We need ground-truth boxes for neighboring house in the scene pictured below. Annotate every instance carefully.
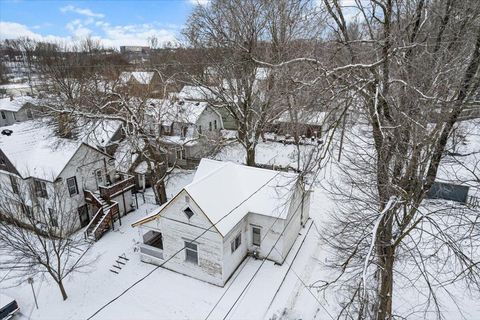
[0,121,135,240]
[272,110,326,139]
[119,71,160,87]
[173,85,237,130]
[145,98,224,168]
[77,119,124,155]
[0,96,39,126]
[132,159,311,286]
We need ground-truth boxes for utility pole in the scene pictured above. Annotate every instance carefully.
[27,277,38,309]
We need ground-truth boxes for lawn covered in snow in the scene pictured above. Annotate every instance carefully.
[1,137,479,320]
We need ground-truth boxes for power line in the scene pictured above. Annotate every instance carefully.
[220,183,314,320]
[86,170,281,320]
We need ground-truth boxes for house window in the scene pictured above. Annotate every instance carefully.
[209,122,212,131]
[183,207,194,219]
[185,241,198,264]
[176,149,185,160]
[143,230,163,250]
[23,204,33,220]
[214,120,217,130]
[10,175,19,194]
[252,226,261,246]
[0,157,6,166]
[231,233,242,253]
[27,109,33,119]
[67,177,78,196]
[1,111,5,120]
[198,125,202,134]
[49,208,58,227]
[34,179,48,198]
[181,127,188,138]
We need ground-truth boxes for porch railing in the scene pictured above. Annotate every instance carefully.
[99,174,135,201]
[139,243,164,260]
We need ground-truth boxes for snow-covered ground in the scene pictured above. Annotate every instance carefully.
[1,136,479,320]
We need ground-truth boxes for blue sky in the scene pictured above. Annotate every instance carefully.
[0,0,205,48]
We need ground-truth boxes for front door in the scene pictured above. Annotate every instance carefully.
[95,169,104,188]
[78,205,90,227]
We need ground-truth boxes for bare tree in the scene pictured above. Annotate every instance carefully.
[259,1,480,319]
[184,0,321,166]
[0,176,91,301]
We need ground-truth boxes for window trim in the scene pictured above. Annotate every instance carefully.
[66,176,78,196]
[48,208,58,227]
[231,233,242,253]
[183,206,194,219]
[10,175,19,194]
[252,226,261,246]
[185,241,198,264]
[34,179,48,198]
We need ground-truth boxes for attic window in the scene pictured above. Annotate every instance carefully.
[183,207,194,219]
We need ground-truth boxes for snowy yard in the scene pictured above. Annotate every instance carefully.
[1,139,479,320]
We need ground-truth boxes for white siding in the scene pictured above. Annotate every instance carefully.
[139,190,225,286]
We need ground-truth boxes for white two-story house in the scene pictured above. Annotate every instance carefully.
[0,120,135,240]
[145,98,224,166]
[132,159,311,286]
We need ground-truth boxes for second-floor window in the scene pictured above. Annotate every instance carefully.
[23,204,33,220]
[67,177,78,196]
[209,122,212,131]
[10,175,19,194]
[34,179,48,198]
[49,208,58,227]
[231,233,242,253]
[214,120,217,130]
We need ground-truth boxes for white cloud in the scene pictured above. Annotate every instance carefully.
[0,21,66,43]
[187,0,210,6]
[60,5,104,18]
[0,20,177,49]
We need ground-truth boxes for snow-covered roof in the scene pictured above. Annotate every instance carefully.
[146,99,209,125]
[0,96,39,112]
[119,71,155,85]
[0,120,83,181]
[76,119,122,148]
[275,110,326,126]
[133,159,299,236]
[176,85,216,101]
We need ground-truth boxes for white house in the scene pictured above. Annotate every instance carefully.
[119,71,159,86]
[0,120,135,240]
[132,159,311,286]
[145,98,224,166]
[0,96,39,127]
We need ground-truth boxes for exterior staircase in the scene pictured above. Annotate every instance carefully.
[84,190,120,242]
[83,172,135,242]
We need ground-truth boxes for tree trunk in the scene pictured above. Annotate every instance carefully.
[375,214,395,320]
[154,179,168,205]
[57,279,68,301]
[246,147,256,167]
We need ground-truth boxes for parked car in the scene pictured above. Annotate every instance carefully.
[0,294,19,320]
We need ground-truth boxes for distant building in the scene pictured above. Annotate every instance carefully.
[119,46,151,64]
[132,159,311,286]
[120,46,150,54]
